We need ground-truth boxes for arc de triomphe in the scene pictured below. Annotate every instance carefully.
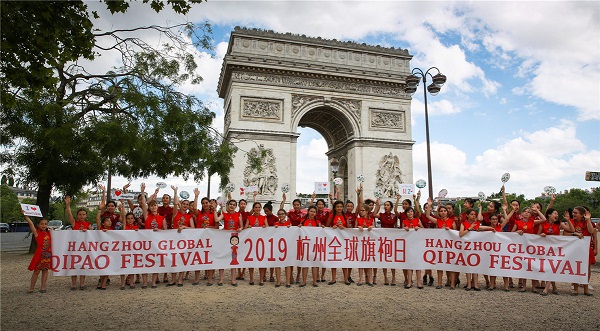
[217,27,414,205]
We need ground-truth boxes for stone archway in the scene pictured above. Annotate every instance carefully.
[218,27,415,206]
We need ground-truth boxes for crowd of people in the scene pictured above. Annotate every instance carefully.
[25,182,597,297]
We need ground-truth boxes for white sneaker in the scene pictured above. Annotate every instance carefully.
[588,284,594,290]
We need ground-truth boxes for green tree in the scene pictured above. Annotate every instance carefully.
[0,184,21,223]
[1,1,234,252]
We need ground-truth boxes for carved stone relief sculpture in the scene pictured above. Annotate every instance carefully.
[369,108,406,131]
[375,153,403,198]
[243,146,278,196]
[241,98,283,121]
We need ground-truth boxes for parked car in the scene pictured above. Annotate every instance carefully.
[0,223,9,233]
[61,224,73,231]
[48,220,63,231]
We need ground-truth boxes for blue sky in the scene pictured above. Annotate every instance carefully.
[88,1,599,200]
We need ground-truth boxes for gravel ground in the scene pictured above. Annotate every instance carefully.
[1,252,599,331]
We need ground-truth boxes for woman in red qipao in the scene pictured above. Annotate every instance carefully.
[403,206,423,289]
[356,203,376,286]
[326,200,349,285]
[119,203,139,290]
[216,199,244,287]
[506,205,546,293]
[424,199,456,289]
[282,193,304,284]
[191,195,218,286]
[378,200,398,286]
[298,206,320,287]
[539,208,574,295]
[274,209,293,287]
[24,214,51,293]
[487,213,508,291]
[311,195,330,283]
[165,186,195,288]
[235,195,250,281]
[459,207,494,291]
[97,185,122,230]
[139,183,167,288]
[567,206,595,296]
[244,201,269,286]
[394,193,413,286]
[64,195,92,290]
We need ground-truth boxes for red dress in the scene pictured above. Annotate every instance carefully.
[124,223,139,230]
[28,230,52,271]
[330,214,347,227]
[288,209,305,226]
[247,214,267,227]
[173,211,193,228]
[275,219,292,227]
[436,218,454,229]
[345,211,356,228]
[101,211,121,230]
[266,214,278,227]
[316,210,330,227]
[571,219,596,264]
[357,217,374,227]
[145,214,165,230]
[302,219,318,227]
[403,218,420,229]
[379,212,397,228]
[421,213,436,229]
[196,210,215,228]
[72,220,90,230]
[514,216,535,234]
[222,212,241,230]
[462,221,481,231]
[540,222,560,236]
[157,205,174,229]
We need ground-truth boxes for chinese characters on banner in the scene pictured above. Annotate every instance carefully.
[51,228,589,283]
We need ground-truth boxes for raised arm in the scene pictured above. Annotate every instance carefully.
[477,201,483,221]
[64,195,76,226]
[545,194,555,212]
[98,184,107,214]
[119,199,126,226]
[394,194,402,215]
[191,188,200,214]
[309,192,316,206]
[140,183,148,220]
[424,204,437,223]
[280,193,286,211]
[532,207,547,224]
[372,198,381,215]
[23,213,38,237]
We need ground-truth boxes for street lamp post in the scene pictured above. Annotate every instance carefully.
[404,67,446,200]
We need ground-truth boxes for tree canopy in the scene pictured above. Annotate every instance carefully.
[1,0,234,223]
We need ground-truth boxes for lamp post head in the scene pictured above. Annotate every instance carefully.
[432,73,447,86]
[330,157,340,174]
[427,83,441,96]
[404,86,417,95]
[405,74,421,88]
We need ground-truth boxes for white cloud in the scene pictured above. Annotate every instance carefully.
[413,121,599,199]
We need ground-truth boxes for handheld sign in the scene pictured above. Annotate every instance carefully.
[110,191,135,200]
[398,184,415,195]
[281,183,290,194]
[373,189,383,199]
[314,182,330,194]
[225,183,235,193]
[501,173,510,183]
[21,204,43,217]
[438,189,448,198]
[333,178,343,186]
[156,182,167,189]
[179,191,190,200]
[415,179,426,189]
[244,186,258,193]
[132,207,143,218]
[356,175,365,183]
[543,186,556,195]
[478,191,486,202]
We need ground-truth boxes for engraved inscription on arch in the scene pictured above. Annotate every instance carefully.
[369,108,406,132]
[241,97,283,122]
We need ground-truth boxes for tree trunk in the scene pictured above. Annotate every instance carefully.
[29,183,52,253]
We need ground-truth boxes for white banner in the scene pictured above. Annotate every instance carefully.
[51,228,590,283]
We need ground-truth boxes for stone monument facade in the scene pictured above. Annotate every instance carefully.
[217,27,415,205]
